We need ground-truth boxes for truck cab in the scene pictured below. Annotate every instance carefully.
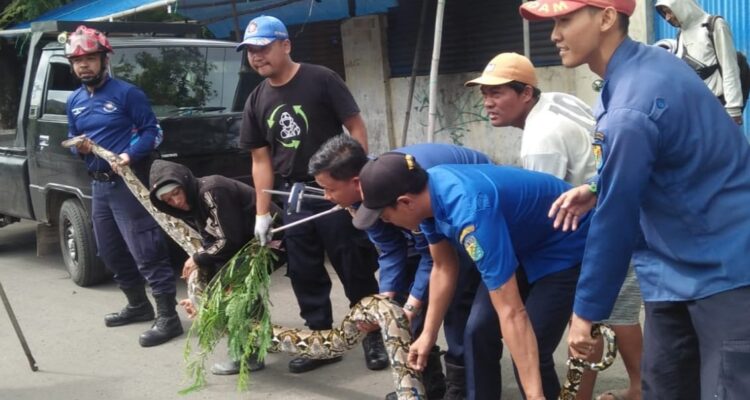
[0,21,261,286]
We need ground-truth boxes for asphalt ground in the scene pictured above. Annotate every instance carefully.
[0,220,633,400]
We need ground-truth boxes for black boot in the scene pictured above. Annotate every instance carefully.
[362,330,389,370]
[385,346,446,400]
[104,286,155,327]
[424,346,447,399]
[138,293,183,347]
[443,360,466,400]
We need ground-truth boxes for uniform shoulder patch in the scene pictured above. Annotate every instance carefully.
[462,233,484,262]
[592,143,603,171]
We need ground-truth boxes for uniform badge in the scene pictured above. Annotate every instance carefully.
[459,225,475,243]
[462,234,484,262]
[103,102,117,113]
[592,144,603,171]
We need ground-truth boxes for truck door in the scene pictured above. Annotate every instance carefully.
[27,52,92,223]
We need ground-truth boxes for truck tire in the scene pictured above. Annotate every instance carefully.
[59,199,107,286]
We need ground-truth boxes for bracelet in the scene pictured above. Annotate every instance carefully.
[403,303,421,316]
[588,182,598,194]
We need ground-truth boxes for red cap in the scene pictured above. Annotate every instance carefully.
[520,0,635,21]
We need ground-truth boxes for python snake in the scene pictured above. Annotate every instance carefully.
[62,134,616,399]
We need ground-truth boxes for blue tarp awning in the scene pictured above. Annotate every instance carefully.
[175,0,398,39]
[2,0,397,38]
[8,0,176,30]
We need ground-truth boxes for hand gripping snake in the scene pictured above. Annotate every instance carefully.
[62,135,616,400]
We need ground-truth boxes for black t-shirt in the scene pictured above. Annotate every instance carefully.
[240,63,360,181]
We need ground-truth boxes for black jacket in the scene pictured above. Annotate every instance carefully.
[149,159,262,272]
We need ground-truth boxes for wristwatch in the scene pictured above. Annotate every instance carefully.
[403,303,421,316]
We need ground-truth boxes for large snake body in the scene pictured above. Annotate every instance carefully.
[62,135,425,399]
[62,135,615,400]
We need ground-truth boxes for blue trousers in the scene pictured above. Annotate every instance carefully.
[642,285,750,400]
[91,177,175,295]
[464,265,579,400]
[408,254,481,365]
[283,195,380,330]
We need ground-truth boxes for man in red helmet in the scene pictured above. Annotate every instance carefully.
[65,25,183,347]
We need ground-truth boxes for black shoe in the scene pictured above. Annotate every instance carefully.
[362,331,389,371]
[385,392,398,400]
[288,356,342,374]
[104,303,155,327]
[139,314,183,347]
[105,286,154,327]
[211,355,265,375]
[138,293,183,347]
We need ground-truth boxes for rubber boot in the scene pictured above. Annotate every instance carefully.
[443,360,466,400]
[385,346,446,400]
[211,353,265,375]
[138,293,183,347]
[104,286,155,327]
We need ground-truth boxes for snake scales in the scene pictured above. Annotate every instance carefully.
[62,134,616,399]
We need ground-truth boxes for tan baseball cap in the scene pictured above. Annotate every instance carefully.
[465,53,538,88]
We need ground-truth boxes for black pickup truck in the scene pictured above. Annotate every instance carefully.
[0,21,260,286]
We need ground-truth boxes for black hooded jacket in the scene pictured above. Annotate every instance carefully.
[149,159,262,272]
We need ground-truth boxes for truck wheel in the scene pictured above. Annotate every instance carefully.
[59,199,107,286]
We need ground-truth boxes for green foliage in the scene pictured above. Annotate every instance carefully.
[181,240,275,394]
[0,0,71,28]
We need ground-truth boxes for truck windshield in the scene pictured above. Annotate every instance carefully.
[110,46,242,117]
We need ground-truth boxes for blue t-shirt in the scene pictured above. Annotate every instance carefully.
[422,164,589,291]
[67,77,160,172]
[577,38,750,321]
[366,143,492,300]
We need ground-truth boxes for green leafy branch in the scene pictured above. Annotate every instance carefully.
[180,240,275,394]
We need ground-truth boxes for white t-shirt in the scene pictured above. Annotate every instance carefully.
[521,92,597,186]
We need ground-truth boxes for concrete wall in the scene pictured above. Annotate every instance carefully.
[342,10,651,165]
[340,16,394,154]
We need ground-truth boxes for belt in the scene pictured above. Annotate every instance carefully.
[89,170,116,182]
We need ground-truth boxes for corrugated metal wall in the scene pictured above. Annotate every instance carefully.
[387,0,559,77]
[653,0,750,135]
[289,21,346,79]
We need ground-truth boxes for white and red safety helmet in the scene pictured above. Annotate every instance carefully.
[64,25,113,58]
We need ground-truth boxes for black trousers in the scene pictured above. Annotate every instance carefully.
[282,194,379,330]
[642,285,750,400]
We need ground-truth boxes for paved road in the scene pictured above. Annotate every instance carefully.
[0,221,631,400]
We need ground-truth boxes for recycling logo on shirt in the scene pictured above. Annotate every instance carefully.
[268,104,308,149]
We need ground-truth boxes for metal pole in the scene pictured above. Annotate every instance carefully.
[270,205,344,233]
[427,0,446,143]
[0,281,39,372]
[230,0,242,42]
[401,0,430,147]
[523,0,531,57]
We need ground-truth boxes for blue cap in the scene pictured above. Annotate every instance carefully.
[236,15,289,51]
